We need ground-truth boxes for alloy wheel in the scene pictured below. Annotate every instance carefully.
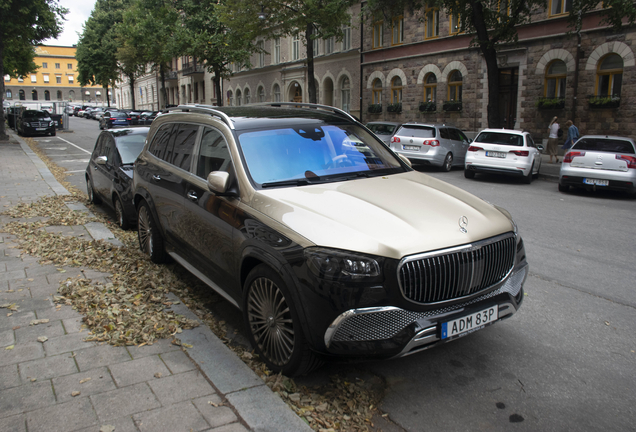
[137,205,153,255]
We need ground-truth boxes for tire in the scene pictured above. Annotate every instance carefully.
[464,169,475,179]
[442,153,453,172]
[522,164,533,184]
[558,182,569,193]
[137,201,167,263]
[114,196,129,230]
[86,177,102,204]
[243,265,322,376]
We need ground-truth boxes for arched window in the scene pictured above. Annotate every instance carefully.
[57,90,63,100]
[545,60,566,98]
[448,70,462,101]
[341,77,351,112]
[391,76,402,104]
[44,90,51,101]
[244,88,250,104]
[273,84,281,102]
[258,86,265,102]
[236,89,242,106]
[68,90,75,101]
[372,78,382,104]
[19,90,25,100]
[424,73,437,102]
[597,54,623,97]
[32,90,38,100]
[228,90,234,106]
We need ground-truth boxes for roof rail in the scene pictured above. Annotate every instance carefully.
[250,102,359,123]
[167,105,234,130]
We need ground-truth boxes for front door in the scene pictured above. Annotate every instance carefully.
[498,68,518,129]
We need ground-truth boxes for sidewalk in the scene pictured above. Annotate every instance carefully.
[0,131,311,432]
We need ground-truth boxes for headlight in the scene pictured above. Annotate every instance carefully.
[305,247,382,282]
[494,205,518,235]
[49,121,54,126]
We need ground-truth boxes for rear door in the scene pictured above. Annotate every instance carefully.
[92,134,116,200]
[450,128,470,164]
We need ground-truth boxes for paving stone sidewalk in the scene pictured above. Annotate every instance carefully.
[0,133,311,432]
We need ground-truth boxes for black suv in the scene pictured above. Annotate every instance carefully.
[17,110,56,137]
[133,104,528,376]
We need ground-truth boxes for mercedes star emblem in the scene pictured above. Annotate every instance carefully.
[459,216,468,233]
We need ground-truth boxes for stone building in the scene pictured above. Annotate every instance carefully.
[361,3,635,139]
[4,45,103,106]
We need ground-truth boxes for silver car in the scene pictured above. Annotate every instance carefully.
[390,123,471,171]
[365,121,402,145]
[558,135,636,195]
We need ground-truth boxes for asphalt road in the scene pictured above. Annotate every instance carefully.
[30,119,636,432]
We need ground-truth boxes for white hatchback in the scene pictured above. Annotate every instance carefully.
[464,129,543,183]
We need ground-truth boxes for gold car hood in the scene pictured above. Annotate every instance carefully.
[249,171,514,259]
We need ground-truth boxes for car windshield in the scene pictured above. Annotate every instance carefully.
[396,126,435,138]
[573,138,635,154]
[110,112,127,118]
[367,123,398,135]
[475,132,523,147]
[116,135,147,164]
[23,110,47,118]
[237,124,404,187]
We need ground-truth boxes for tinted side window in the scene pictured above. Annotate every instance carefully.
[102,137,115,164]
[149,123,175,161]
[170,124,199,170]
[197,127,232,178]
[439,128,450,139]
[92,135,105,159]
[526,135,535,147]
[454,129,469,142]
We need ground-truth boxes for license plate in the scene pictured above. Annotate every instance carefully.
[486,151,506,158]
[35,128,46,131]
[402,145,419,151]
[441,305,498,339]
[583,178,609,186]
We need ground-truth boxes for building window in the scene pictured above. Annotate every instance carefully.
[273,84,281,102]
[372,78,383,104]
[325,37,334,54]
[313,38,320,56]
[392,16,404,45]
[550,0,572,16]
[544,60,566,98]
[236,89,242,106]
[245,88,251,104]
[274,38,280,64]
[19,90,25,100]
[425,7,440,39]
[373,20,383,49]
[69,90,75,100]
[57,90,63,100]
[450,14,460,34]
[596,53,623,97]
[292,34,300,60]
[43,74,50,83]
[342,22,351,50]
[42,62,48,68]
[228,90,234,106]
[6,90,12,98]
[4,75,9,81]
[448,70,463,101]
[32,90,38,100]
[55,63,60,69]
[67,63,73,69]
[31,74,37,83]
[258,86,265,102]
[68,75,74,84]
[424,73,437,102]
[391,76,402,103]
[258,41,264,67]
[56,75,61,84]
[341,77,351,112]
[44,90,50,101]
[18,76,23,82]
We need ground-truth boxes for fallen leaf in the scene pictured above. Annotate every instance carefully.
[37,336,48,343]
[154,373,162,379]
[5,345,15,350]
[12,326,20,330]
[99,426,115,432]
[208,401,219,407]
[31,378,37,382]
[30,319,50,326]
[605,321,610,326]
[182,342,193,349]
[71,391,81,397]
[79,377,91,384]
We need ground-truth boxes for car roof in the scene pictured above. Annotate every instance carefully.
[104,127,150,138]
[478,128,527,135]
[578,135,635,142]
[398,123,460,129]
[366,121,401,126]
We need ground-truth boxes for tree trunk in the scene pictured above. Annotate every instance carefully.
[105,85,111,107]
[160,66,167,109]
[129,76,136,110]
[0,35,8,141]
[214,67,223,106]
[306,23,316,104]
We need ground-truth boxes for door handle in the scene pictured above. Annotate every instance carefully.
[187,191,198,202]
[152,175,161,182]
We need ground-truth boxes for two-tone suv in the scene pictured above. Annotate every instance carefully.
[133,104,528,376]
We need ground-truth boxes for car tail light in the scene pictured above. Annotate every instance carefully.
[109,117,116,120]
[511,150,529,157]
[467,146,483,152]
[391,137,401,143]
[563,151,585,163]
[616,154,636,169]
[424,139,440,147]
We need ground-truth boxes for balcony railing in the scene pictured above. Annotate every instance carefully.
[181,65,206,75]
[165,71,178,80]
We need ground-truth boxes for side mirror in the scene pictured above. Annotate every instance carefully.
[397,153,412,168]
[537,144,545,152]
[96,156,108,165]
[207,171,230,194]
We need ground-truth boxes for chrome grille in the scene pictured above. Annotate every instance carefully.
[398,233,516,304]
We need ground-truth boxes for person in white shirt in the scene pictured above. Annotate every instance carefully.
[547,116,560,163]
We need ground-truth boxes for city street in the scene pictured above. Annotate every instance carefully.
[31,118,636,431]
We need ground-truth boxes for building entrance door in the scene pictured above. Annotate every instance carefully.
[498,68,518,129]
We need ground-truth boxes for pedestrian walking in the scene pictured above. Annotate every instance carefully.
[547,116,560,163]
[563,120,580,151]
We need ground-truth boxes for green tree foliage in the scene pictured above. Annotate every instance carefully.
[0,0,67,139]
[76,0,130,107]
[174,0,257,106]
[218,0,356,104]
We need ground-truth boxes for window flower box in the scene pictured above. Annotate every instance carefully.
[536,97,565,110]
[419,101,436,112]
[588,96,620,109]
[387,103,402,113]
[443,101,462,112]
[367,104,382,114]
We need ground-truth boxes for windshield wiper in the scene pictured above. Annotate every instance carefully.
[261,178,317,188]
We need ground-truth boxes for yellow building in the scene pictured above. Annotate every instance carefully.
[3,45,103,105]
